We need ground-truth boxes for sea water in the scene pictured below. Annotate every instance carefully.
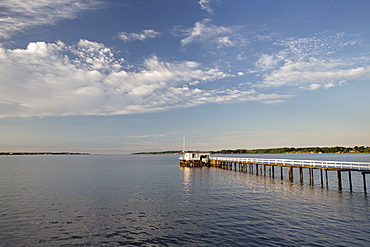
[0,154,370,246]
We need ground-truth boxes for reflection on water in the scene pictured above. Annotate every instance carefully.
[0,154,370,246]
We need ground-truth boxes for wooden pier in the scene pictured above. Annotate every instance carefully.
[180,155,370,193]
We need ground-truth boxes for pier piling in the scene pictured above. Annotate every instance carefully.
[337,171,342,191]
[362,172,367,194]
[280,167,283,180]
[288,167,293,182]
[348,171,353,192]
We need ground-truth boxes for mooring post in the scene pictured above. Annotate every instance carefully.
[362,172,367,194]
[348,171,352,192]
[299,167,303,184]
[288,167,293,182]
[337,170,342,191]
[320,169,323,187]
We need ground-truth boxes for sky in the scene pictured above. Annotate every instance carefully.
[1,0,370,153]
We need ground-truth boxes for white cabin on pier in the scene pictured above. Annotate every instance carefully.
[180,152,210,163]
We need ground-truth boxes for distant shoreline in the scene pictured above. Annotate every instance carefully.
[0,152,89,156]
[132,146,370,155]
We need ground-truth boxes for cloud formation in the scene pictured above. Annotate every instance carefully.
[118,29,161,42]
[199,0,214,14]
[0,0,101,39]
[253,33,370,90]
[0,39,288,118]
[180,19,236,46]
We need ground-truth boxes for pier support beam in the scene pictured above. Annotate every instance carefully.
[268,165,271,177]
[271,166,275,178]
[299,167,303,184]
[362,172,367,194]
[308,169,314,186]
[288,167,293,182]
[280,167,283,180]
[325,169,328,189]
[348,171,353,192]
[320,169,323,187]
[337,170,342,191]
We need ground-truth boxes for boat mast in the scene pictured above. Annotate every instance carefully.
[182,135,186,153]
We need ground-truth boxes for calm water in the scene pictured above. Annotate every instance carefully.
[1,154,370,246]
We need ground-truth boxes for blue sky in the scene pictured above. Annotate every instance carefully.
[1,0,370,153]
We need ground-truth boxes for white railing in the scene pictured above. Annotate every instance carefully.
[210,157,370,171]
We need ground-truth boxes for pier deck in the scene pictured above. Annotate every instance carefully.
[180,155,370,193]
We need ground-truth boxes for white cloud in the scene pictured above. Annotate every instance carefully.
[0,39,288,118]
[300,81,343,91]
[260,58,370,88]
[254,33,370,89]
[199,0,213,14]
[255,54,279,71]
[0,0,101,39]
[118,29,161,42]
[180,19,235,46]
[127,132,179,139]
[218,36,234,47]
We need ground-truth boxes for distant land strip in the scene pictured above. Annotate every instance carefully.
[133,146,370,155]
[0,152,89,156]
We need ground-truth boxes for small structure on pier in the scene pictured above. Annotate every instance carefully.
[179,152,210,167]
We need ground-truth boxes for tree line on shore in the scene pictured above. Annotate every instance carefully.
[133,146,370,155]
[212,146,370,154]
[0,152,89,156]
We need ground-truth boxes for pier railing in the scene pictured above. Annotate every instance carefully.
[210,157,370,171]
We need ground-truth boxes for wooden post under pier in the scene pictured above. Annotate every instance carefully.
[362,172,367,194]
[271,166,275,178]
[288,167,293,182]
[337,170,342,191]
[280,167,283,180]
